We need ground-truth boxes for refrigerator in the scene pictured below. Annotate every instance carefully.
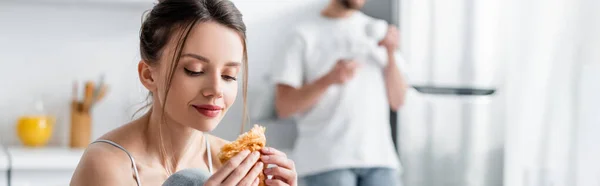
[397,0,505,186]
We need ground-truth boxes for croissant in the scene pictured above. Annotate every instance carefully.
[218,124,267,186]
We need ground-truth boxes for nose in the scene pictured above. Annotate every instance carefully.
[201,73,223,99]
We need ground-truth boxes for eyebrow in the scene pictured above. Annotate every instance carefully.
[181,53,241,67]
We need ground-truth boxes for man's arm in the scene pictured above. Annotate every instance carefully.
[275,60,359,119]
[379,25,408,111]
[383,48,408,111]
[275,75,332,119]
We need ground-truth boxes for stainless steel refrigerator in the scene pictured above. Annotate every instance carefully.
[397,0,505,185]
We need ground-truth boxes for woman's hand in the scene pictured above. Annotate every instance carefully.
[260,147,298,186]
[205,150,264,186]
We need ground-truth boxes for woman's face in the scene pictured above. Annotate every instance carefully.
[150,21,244,132]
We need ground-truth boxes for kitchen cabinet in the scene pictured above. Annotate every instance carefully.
[8,147,84,186]
[0,146,7,186]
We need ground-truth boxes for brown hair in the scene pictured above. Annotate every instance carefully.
[138,0,248,175]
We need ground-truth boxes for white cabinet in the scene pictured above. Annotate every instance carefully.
[0,147,8,186]
[0,171,6,186]
[8,148,84,186]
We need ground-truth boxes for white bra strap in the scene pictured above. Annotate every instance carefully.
[92,140,142,186]
[205,134,213,174]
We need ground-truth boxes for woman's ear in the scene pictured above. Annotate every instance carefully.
[138,60,157,92]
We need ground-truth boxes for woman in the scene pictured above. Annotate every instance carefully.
[70,0,297,185]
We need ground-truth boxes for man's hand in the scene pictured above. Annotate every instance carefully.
[325,59,360,85]
[378,25,400,51]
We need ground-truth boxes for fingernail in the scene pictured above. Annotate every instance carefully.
[263,147,270,153]
[261,155,270,161]
[264,168,272,174]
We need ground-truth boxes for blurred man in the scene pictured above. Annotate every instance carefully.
[273,0,408,185]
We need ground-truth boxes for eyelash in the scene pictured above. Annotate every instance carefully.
[184,68,237,81]
[184,68,204,76]
[223,75,237,81]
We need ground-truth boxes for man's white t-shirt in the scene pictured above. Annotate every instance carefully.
[273,11,404,177]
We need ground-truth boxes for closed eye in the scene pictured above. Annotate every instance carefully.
[222,75,237,81]
[184,68,204,76]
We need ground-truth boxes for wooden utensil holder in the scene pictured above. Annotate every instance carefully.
[70,102,92,149]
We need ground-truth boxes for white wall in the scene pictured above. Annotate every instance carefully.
[575,0,600,183]
[576,63,600,186]
[0,0,324,149]
[0,1,149,146]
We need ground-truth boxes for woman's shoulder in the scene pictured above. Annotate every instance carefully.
[78,140,136,168]
[70,122,143,185]
[70,139,138,185]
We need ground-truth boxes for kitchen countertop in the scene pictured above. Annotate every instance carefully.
[7,147,85,171]
[1,146,292,171]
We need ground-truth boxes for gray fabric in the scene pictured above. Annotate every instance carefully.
[162,168,211,186]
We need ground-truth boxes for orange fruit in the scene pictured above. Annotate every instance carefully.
[16,116,54,147]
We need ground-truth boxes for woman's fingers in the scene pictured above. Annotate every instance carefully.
[265,179,288,186]
[206,150,251,184]
[264,167,295,184]
[261,155,295,170]
[260,147,286,157]
[260,147,297,186]
[272,176,285,180]
[252,177,260,186]
[222,151,261,185]
[237,162,264,186]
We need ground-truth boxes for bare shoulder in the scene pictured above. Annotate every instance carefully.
[70,121,144,186]
[70,142,137,186]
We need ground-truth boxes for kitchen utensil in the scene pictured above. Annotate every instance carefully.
[82,81,95,112]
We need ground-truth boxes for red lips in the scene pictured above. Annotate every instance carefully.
[193,104,222,118]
